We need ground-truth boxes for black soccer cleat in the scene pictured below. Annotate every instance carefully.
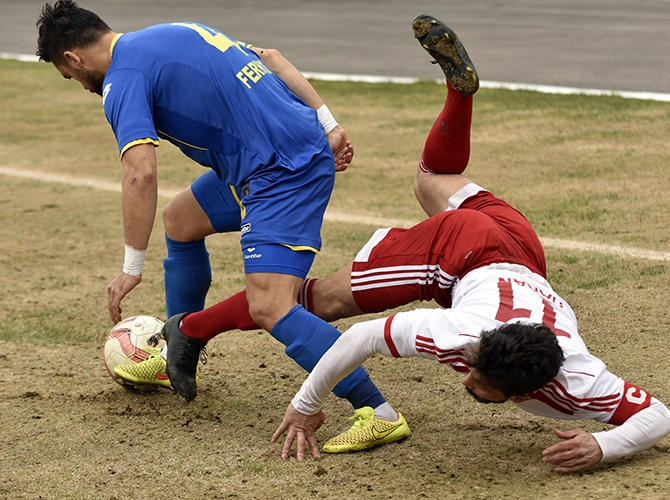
[412,14,479,96]
[163,312,207,402]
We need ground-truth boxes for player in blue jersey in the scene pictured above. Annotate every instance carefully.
[158,42,357,321]
[36,1,404,450]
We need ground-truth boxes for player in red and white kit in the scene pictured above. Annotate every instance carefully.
[272,14,670,471]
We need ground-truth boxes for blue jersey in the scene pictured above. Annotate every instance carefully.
[102,22,328,187]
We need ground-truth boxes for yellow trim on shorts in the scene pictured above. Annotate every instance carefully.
[281,244,319,254]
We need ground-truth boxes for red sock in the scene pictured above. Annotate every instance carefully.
[419,81,473,174]
[180,290,259,342]
[297,278,318,313]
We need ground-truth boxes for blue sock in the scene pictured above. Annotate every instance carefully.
[163,235,212,317]
[271,305,386,409]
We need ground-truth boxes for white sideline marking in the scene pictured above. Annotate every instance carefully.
[540,238,670,262]
[301,72,670,103]
[0,166,180,199]
[0,52,40,63]
[3,52,670,102]
[2,166,669,262]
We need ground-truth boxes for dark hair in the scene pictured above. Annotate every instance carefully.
[466,323,564,397]
[36,0,111,64]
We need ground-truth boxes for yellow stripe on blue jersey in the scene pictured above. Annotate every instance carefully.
[120,138,160,157]
[156,130,208,151]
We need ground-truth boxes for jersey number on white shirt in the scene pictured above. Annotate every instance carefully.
[495,279,571,338]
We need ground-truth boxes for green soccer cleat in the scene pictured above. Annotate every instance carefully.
[322,406,411,453]
[113,347,200,390]
[412,14,479,96]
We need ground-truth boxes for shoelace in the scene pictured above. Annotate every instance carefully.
[199,346,208,365]
[147,331,162,347]
[180,340,198,364]
[179,339,208,371]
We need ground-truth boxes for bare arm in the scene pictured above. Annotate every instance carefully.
[121,143,158,248]
[253,46,353,171]
[107,143,158,323]
[252,46,323,108]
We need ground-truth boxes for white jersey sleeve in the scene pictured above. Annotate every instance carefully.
[592,398,670,461]
[291,317,391,415]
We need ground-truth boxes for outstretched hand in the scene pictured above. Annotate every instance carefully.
[107,271,142,324]
[542,429,603,473]
[326,125,354,172]
[271,403,326,460]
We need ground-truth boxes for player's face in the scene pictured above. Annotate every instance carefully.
[55,63,106,96]
[462,369,508,404]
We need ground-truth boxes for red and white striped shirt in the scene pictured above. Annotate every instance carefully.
[382,263,650,424]
[293,262,670,460]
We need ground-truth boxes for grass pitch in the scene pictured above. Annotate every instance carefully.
[1,59,670,499]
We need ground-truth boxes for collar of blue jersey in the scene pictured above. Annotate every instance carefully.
[109,33,124,60]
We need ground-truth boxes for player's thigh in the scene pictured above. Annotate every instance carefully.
[162,187,216,241]
[459,190,546,275]
[350,227,437,312]
[190,170,243,233]
[163,171,243,241]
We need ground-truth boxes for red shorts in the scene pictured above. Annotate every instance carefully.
[351,187,546,312]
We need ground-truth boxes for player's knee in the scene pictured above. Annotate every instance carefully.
[414,168,472,217]
[246,299,266,328]
[413,169,433,208]
[162,200,182,240]
[246,292,289,332]
[162,199,210,242]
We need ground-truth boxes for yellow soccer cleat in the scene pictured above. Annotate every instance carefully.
[323,406,411,453]
[113,347,200,390]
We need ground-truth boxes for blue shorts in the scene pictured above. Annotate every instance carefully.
[190,145,335,278]
[242,243,316,278]
[191,170,243,233]
[240,144,335,276]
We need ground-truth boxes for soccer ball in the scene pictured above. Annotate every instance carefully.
[103,315,166,386]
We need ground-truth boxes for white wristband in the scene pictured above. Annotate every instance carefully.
[316,104,338,134]
[123,244,146,276]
